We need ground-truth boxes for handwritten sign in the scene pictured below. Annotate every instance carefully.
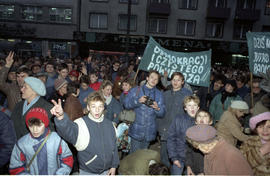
[138,37,211,87]
[247,32,270,75]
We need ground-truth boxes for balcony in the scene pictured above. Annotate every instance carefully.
[149,3,170,16]
[235,9,261,21]
[207,7,231,20]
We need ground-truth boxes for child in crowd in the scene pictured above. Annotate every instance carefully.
[9,107,73,175]
[51,92,119,175]
[89,71,101,91]
[167,95,200,175]
[186,110,213,175]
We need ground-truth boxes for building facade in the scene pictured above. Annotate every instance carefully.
[0,0,79,58]
[79,0,270,64]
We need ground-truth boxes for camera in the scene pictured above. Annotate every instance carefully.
[143,96,154,107]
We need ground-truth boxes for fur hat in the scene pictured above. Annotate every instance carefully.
[225,79,237,89]
[249,112,270,130]
[25,107,49,127]
[54,78,68,91]
[24,77,46,96]
[186,124,217,144]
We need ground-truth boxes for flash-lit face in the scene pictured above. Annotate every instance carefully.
[257,120,270,142]
[17,72,29,87]
[184,101,199,118]
[102,85,112,97]
[58,69,68,79]
[195,112,212,125]
[122,82,131,92]
[146,72,159,88]
[29,122,45,138]
[171,75,184,91]
[87,101,104,119]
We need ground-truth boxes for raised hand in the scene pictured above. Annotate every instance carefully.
[50,99,64,120]
[5,51,14,68]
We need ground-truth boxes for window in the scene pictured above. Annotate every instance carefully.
[209,0,226,8]
[89,13,107,29]
[119,0,138,3]
[118,14,137,31]
[265,0,270,15]
[237,0,256,9]
[179,0,197,9]
[148,18,167,34]
[233,22,252,40]
[151,0,170,3]
[49,8,72,23]
[21,6,43,21]
[177,20,195,36]
[0,5,15,20]
[206,22,223,38]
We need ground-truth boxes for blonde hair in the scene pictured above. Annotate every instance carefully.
[86,91,105,106]
[183,95,200,108]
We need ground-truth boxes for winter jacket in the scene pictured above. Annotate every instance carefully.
[10,97,54,139]
[240,136,270,176]
[9,131,73,175]
[124,85,165,142]
[54,114,119,174]
[0,112,16,167]
[157,88,192,140]
[167,113,195,163]
[104,97,122,124]
[0,66,21,111]
[216,110,250,146]
[209,92,241,124]
[78,87,94,108]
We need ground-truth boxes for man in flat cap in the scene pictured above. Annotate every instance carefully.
[186,124,253,175]
[10,77,54,139]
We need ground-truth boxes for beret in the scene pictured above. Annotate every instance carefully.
[249,112,270,130]
[186,124,217,144]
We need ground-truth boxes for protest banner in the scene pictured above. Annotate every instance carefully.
[138,37,211,87]
[247,32,270,76]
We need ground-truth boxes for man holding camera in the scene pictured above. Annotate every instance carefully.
[124,70,165,153]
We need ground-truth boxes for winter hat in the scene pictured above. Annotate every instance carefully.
[54,78,68,91]
[249,112,270,130]
[24,77,46,96]
[230,100,249,110]
[25,107,49,127]
[69,70,79,78]
[186,124,217,144]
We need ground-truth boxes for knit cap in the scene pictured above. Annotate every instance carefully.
[25,107,49,127]
[230,100,249,110]
[24,77,46,96]
[54,78,68,91]
[186,124,217,144]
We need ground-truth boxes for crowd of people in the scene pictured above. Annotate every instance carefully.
[0,50,270,175]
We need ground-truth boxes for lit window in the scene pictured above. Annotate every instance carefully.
[0,5,15,20]
[148,18,167,34]
[49,8,72,23]
[89,13,107,29]
[21,6,43,21]
[177,20,195,36]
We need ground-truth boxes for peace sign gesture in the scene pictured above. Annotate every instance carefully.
[50,99,64,120]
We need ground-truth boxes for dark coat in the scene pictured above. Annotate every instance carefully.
[10,97,54,139]
[0,112,16,167]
